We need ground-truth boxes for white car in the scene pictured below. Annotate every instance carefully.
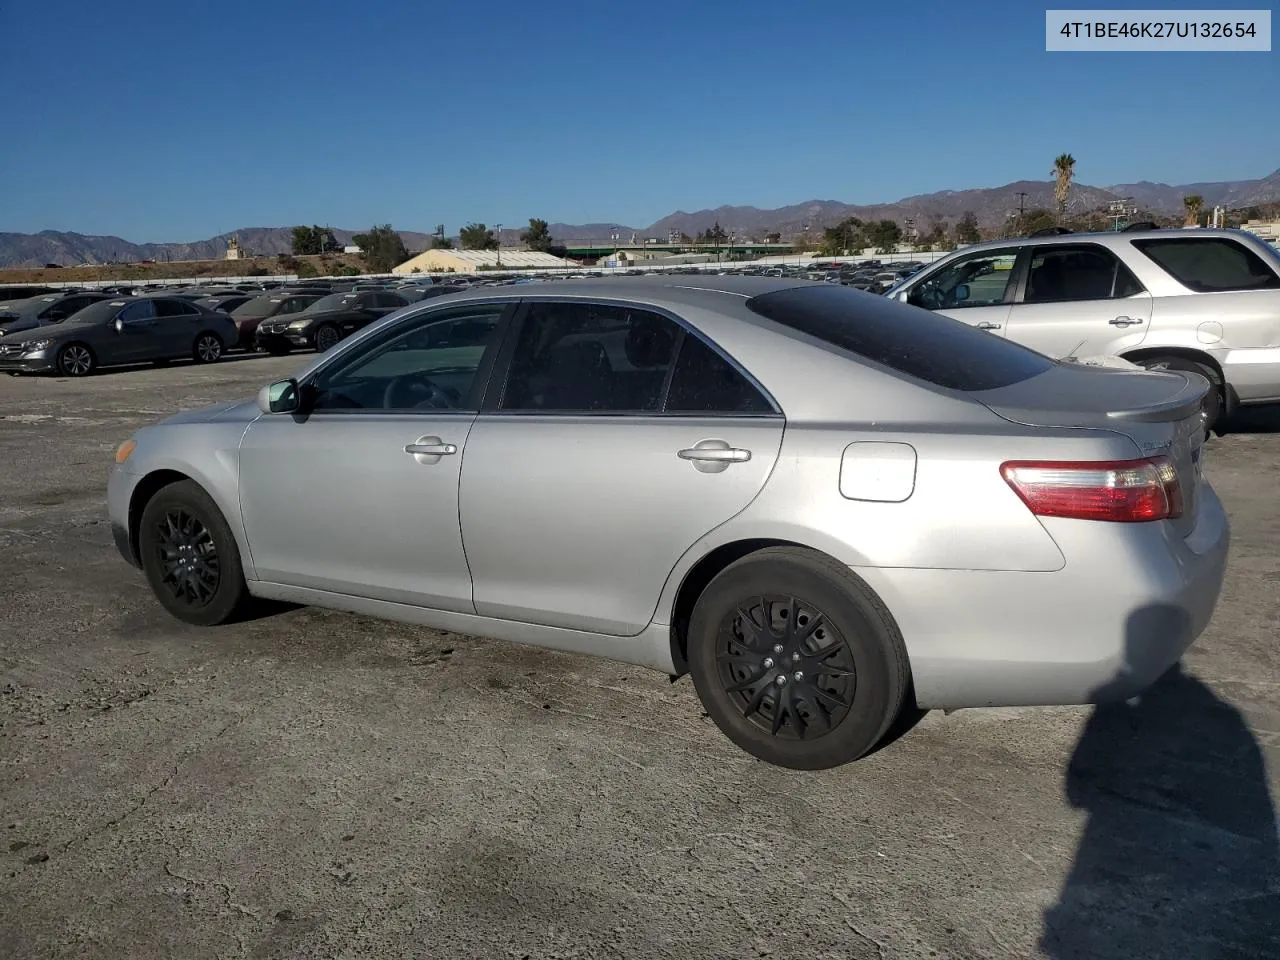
[886,228,1280,430]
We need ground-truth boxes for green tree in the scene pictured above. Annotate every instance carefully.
[431,235,455,249]
[1183,194,1204,227]
[1052,153,1076,215]
[765,232,782,244]
[1019,208,1059,235]
[291,226,321,256]
[867,219,903,253]
[320,229,339,253]
[955,211,981,244]
[520,218,554,252]
[460,222,498,250]
[351,224,410,273]
[821,217,865,256]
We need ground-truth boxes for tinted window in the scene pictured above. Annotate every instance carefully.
[746,285,1054,392]
[309,306,505,412]
[906,248,1019,310]
[153,299,198,317]
[1024,245,1147,303]
[1131,237,1280,293]
[376,293,408,309]
[500,302,680,413]
[117,300,156,324]
[666,334,774,414]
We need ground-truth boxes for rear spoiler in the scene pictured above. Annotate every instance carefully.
[1106,369,1209,423]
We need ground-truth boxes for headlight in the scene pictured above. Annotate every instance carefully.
[286,320,309,331]
[20,338,54,352]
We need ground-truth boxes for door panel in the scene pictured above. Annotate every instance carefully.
[459,416,784,635]
[238,414,478,610]
[937,303,1012,335]
[1004,294,1152,358]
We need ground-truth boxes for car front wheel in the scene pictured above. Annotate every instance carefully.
[688,547,910,770]
[313,324,340,353]
[138,480,250,626]
[56,343,95,377]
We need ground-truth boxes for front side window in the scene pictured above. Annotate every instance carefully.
[1131,237,1280,293]
[117,300,156,324]
[307,306,506,412]
[1023,245,1146,303]
[906,248,1020,310]
[499,302,681,413]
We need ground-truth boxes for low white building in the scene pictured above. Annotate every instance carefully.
[1240,219,1280,242]
[393,249,576,274]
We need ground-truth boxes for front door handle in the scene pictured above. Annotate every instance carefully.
[977,322,1002,330]
[404,436,457,463]
[1110,315,1144,327]
[678,439,752,474]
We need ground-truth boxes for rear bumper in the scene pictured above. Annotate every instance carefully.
[862,482,1230,710]
[1220,346,1280,403]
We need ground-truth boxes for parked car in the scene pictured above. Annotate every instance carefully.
[107,277,1227,770]
[0,291,114,336]
[0,285,61,304]
[227,293,325,350]
[397,286,462,304]
[0,295,237,376]
[254,290,409,354]
[196,294,257,317]
[885,228,1280,430]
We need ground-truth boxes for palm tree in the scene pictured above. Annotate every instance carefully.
[1052,153,1076,215]
[1183,194,1204,227]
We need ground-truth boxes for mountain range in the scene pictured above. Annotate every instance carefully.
[3,169,1277,268]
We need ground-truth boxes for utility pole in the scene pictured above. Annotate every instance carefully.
[1015,191,1028,234]
[495,223,502,268]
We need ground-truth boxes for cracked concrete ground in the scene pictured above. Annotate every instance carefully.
[1,355,1278,960]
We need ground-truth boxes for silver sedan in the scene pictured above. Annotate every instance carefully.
[107,277,1229,769]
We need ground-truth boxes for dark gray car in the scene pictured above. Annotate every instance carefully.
[0,296,239,377]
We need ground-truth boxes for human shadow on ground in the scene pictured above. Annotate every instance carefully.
[1041,610,1280,959]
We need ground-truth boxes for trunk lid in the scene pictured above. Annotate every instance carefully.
[972,362,1208,538]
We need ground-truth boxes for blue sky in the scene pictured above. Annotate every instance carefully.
[1,0,1275,241]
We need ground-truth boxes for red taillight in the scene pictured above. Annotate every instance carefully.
[1000,456,1183,523]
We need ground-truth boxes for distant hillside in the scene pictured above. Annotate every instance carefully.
[3,169,1277,267]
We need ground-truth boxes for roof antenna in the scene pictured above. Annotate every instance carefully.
[1064,338,1087,362]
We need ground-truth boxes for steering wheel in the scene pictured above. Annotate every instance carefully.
[382,372,461,410]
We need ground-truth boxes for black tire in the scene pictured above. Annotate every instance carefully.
[264,344,291,356]
[312,324,340,353]
[55,342,95,377]
[688,547,910,770]
[1137,355,1223,435]
[192,332,224,364]
[138,480,250,626]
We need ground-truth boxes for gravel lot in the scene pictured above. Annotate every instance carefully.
[2,356,1278,960]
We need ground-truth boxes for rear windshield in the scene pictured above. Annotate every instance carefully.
[231,296,283,317]
[1131,237,1280,293]
[745,284,1055,392]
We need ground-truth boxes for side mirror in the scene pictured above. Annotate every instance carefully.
[257,378,300,415]
[953,283,971,302]
[113,317,125,333]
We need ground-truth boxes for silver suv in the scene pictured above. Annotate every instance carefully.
[886,228,1280,429]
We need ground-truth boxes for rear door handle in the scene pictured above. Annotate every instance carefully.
[1110,316,1144,327]
[977,322,1002,330]
[678,440,752,474]
[405,436,457,458]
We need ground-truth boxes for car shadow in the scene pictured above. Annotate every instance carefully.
[1219,402,1280,436]
[1040,609,1280,959]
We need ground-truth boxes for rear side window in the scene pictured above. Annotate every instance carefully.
[1131,237,1280,293]
[746,285,1055,392]
[1023,245,1146,303]
[666,334,774,414]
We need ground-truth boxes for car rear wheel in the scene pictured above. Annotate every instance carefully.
[138,480,249,626]
[687,547,909,770]
[1136,356,1223,435]
[193,332,223,364]
[313,324,340,353]
[56,343,95,377]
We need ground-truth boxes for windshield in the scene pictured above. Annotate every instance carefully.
[304,293,359,313]
[231,296,285,318]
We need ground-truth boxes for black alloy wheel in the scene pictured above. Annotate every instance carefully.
[313,324,340,352]
[153,508,220,606]
[193,333,223,363]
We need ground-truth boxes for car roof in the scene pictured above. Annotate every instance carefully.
[951,226,1262,254]
[418,274,804,312]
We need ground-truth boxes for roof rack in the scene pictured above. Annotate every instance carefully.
[1121,221,1160,232]
[1028,226,1074,237]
